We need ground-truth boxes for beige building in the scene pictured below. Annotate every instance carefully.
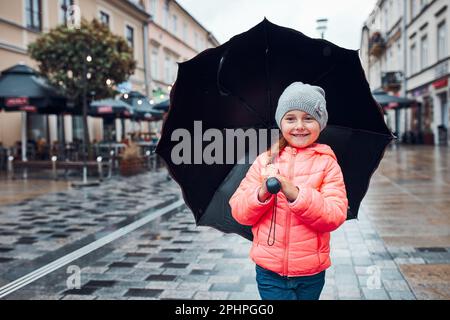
[0,0,150,151]
[144,0,219,103]
[0,0,219,152]
[361,0,449,145]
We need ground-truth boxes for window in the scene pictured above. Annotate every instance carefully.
[182,22,188,42]
[384,7,388,31]
[172,60,177,82]
[437,21,447,60]
[151,48,158,80]
[59,0,74,25]
[100,11,110,27]
[126,25,134,50]
[420,35,428,69]
[163,2,169,29]
[420,0,427,10]
[194,32,198,50]
[410,43,417,74]
[26,0,42,31]
[410,0,417,19]
[150,0,157,21]
[397,39,402,67]
[172,14,177,35]
[164,55,171,83]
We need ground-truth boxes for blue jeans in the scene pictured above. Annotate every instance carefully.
[255,264,326,300]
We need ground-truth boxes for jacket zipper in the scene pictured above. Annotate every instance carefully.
[317,232,321,265]
[283,150,297,276]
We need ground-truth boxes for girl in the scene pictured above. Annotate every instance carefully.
[229,81,348,300]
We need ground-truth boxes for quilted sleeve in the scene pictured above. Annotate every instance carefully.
[229,153,275,226]
[287,157,348,232]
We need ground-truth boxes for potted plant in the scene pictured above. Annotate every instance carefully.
[423,128,435,145]
[119,140,145,176]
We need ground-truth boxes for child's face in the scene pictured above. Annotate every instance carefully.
[280,110,321,148]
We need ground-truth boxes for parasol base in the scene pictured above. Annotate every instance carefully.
[71,180,101,188]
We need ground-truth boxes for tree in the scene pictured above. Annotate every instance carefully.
[29,19,136,162]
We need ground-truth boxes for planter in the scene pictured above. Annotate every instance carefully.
[370,44,385,58]
[423,132,435,145]
[119,157,145,176]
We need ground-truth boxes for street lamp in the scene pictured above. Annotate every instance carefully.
[316,18,328,39]
[72,52,100,187]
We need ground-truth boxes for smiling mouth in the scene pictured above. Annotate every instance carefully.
[291,133,310,137]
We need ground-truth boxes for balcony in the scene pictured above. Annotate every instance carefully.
[369,31,386,58]
[382,71,403,93]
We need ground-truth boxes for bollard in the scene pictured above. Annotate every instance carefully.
[51,156,57,180]
[22,159,28,180]
[108,157,113,179]
[152,152,157,171]
[97,156,103,181]
[7,155,14,179]
[145,150,151,170]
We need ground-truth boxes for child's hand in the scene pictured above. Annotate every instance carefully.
[258,164,279,202]
[265,174,299,203]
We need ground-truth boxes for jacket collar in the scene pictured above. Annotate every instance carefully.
[284,143,337,160]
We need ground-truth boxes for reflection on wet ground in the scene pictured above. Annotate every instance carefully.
[0,144,449,299]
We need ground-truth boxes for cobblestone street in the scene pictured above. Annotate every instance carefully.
[0,145,449,300]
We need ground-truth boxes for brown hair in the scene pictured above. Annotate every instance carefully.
[266,135,289,165]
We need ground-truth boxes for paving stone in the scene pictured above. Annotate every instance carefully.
[362,288,389,300]
[210,283,245,292]
[125,288,162,298]
[159,290,194,300]
[193,291,229,300]
[176,282,212,291]
[388,290,416,300]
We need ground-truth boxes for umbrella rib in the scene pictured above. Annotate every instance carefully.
[217,49,272,127]
[263,21,273,122]
[311,63,338,86]
[327,124,395,138]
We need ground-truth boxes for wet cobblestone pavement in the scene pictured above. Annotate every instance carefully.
[0,169,181,286]
[1,145,449,300]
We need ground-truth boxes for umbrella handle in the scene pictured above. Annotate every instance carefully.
[266,177,281,194]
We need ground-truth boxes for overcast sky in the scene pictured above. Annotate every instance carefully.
[177,0,377,50]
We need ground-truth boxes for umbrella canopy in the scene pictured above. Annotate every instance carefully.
[89,98,134,118]
[156,18,394,241]
[372,89,417,109]
[153,99,169,112]
[122,91,164,121]
[0,64,67,114]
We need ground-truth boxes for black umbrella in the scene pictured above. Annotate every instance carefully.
[372,89,417,109]
[0,64,67,114]
[89,98,134,119]
[153,99,169,112]
[156,19,394,241]
[122,91,164,121]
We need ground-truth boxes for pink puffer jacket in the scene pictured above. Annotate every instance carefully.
[229,143,348,277]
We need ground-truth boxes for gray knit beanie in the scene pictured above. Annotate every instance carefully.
[275,81,328,131]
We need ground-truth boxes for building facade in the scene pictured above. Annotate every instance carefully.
[361,0,449,145]
[145,0,219,104]
[0,0,219,150]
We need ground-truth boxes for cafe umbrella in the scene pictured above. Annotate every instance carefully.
[372,89,417,109]
[153,99,169,112]
[156,18,395,241]
[89,98,135,141]
[122,91,164,122]
[0,64,67,160]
